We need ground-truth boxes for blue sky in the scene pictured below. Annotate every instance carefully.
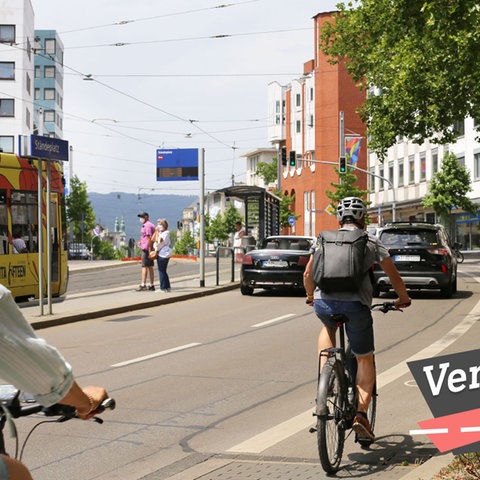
[33,0,339,195]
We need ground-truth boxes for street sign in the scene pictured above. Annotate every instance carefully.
[288,215,296,226]
[325,204,335,215]
[156,148,199,181]
[19,135,69,162]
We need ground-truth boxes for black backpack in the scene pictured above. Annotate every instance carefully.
[312,229,370,293]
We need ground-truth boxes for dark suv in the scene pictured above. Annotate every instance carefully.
[373,222,457,298]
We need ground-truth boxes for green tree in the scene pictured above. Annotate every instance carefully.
[422,153,476,233]
[278,192,299,228]
[173,230,195,255]
[66,176,95,242]
[326,167,371,220]
[256,158,278,185]
[319,1,480,159]
[223,202,243,235]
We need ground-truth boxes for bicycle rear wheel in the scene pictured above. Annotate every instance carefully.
[316,357,347,474]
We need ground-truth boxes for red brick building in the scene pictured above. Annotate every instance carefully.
[268,12,367,236]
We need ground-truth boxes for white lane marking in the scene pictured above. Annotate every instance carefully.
[111,343,201,367]
[410,428,449,435]
[252,314,296,328]
[228,299,480,454]
[461,426,480,433]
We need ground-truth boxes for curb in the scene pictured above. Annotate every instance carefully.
[398,452,454,480]
[30,283,240,330]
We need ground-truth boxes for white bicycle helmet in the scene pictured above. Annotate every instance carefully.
[336,197,367,223]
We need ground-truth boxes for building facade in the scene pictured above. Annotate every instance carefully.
[267,11,368,237]
[0,0,35,153]
[242,148,277,189]
[33,29,64,138]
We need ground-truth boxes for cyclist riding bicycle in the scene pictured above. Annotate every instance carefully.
[304,197,411,442]
[0,284,109,480]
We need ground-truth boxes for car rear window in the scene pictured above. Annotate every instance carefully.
[262,238,312,250]
[380,229,439,247]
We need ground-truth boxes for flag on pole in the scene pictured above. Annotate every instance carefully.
[345,136,363,165]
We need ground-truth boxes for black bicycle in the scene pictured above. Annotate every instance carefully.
[312,302,398,474]
[0,384,115,463]
[454,242,464,264]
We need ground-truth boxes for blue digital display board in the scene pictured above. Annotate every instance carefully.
[156,148,199,181]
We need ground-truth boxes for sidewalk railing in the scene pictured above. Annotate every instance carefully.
[215,247,235,286]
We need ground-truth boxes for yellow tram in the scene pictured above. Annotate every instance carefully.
[0,152,68,301]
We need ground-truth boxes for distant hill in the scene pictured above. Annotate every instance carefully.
[88,192,197,241]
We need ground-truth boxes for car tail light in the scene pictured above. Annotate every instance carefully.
[298,256,309,266]
[427,247,449,256]
[441,264,447,273]
[242,254,253,265]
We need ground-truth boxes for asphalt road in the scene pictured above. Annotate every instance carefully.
[5,262,480,480]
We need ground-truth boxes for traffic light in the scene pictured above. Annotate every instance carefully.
[339,156,347,173]
[280,146,287,166]
[289,150,296,167]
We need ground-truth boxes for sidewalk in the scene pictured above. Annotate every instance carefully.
[21,258,240,330]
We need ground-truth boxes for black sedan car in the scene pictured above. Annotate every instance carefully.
[240,235,316,295]
[372,222,457,298]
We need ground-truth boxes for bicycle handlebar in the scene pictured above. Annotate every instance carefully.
[371,302,401,313]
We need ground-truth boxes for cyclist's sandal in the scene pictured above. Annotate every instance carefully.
[352,412,375,442]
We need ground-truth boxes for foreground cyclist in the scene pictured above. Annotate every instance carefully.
[304,197,411,442]
[0,284,109,480]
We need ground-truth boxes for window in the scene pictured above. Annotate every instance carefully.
[44,110,55,122]
[44,88,55,100]
[45,39,56,54]
[453,119,465,137]
[25,107,30,129]
[0,190,7,255]
[457,155,465,167]
[474,152,480,180]
[310,88,314,101]
[409,155,415,184]
[388,163,394,188]
[0,99,14,116]
[44,66,55,78]
[369,168,376,191]
[0,62,14,80]
[0,136,14,153]
[11,191,38,253]
[398,159,404,187]
[34,88,40,100]
[0,25,15,43]
[420,153,426,181]
[275,100,280,113]
[432,149,438,174]
[34,66,40,78]
[379,165,385,189]
[25,72,31,94]
[296,93,301,107]
[296,120,301,133]
[309,114,314,128]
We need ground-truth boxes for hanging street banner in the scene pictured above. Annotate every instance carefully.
[345,136,362,165]
[156,148,199,181]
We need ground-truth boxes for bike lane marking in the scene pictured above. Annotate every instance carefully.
[251,314,296,328]
[227,299,480,453]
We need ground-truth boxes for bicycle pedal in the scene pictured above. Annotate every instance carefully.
[309,426,317,433]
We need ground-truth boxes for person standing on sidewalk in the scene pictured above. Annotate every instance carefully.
[154,218,172,293]
[136,212,156,291]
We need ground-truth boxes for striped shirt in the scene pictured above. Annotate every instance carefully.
[0,284,73,406]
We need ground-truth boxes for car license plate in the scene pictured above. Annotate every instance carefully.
[395,255,421,262]
[263,260,288,267]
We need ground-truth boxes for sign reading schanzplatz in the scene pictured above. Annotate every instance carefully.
[156,148,199,181]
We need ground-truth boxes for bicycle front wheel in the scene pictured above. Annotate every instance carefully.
[316,357,347,474]
[456,250,464,263]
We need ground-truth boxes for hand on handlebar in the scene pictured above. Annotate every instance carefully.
[76,386,109,420]
[393,297,412,310]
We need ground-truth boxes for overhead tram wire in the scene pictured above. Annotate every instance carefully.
[57,0,262,35]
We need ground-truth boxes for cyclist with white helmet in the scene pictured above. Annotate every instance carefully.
[304,197,411,442]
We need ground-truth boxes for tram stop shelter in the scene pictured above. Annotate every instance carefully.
[214,185,280,245]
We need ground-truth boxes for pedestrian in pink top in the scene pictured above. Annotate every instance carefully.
[136,212,156,291]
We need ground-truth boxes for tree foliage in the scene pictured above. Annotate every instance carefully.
[173,229,195,255]
[422,153,476,228]
[327,167,371,219]
[66,176,95,242]
[256,159,278,185]
[319,0,480,159]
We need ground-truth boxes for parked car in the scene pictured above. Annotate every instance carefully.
[240,235,316,295]
[372,222,457,298]
[68,243,91,260]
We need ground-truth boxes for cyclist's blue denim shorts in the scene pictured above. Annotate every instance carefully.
[313,299,374,356]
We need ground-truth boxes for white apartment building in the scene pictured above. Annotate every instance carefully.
[0,0,34,153]
[242,148,277,189]
[369,117,480,249]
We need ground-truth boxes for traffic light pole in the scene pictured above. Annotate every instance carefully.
[305,158,396,222]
